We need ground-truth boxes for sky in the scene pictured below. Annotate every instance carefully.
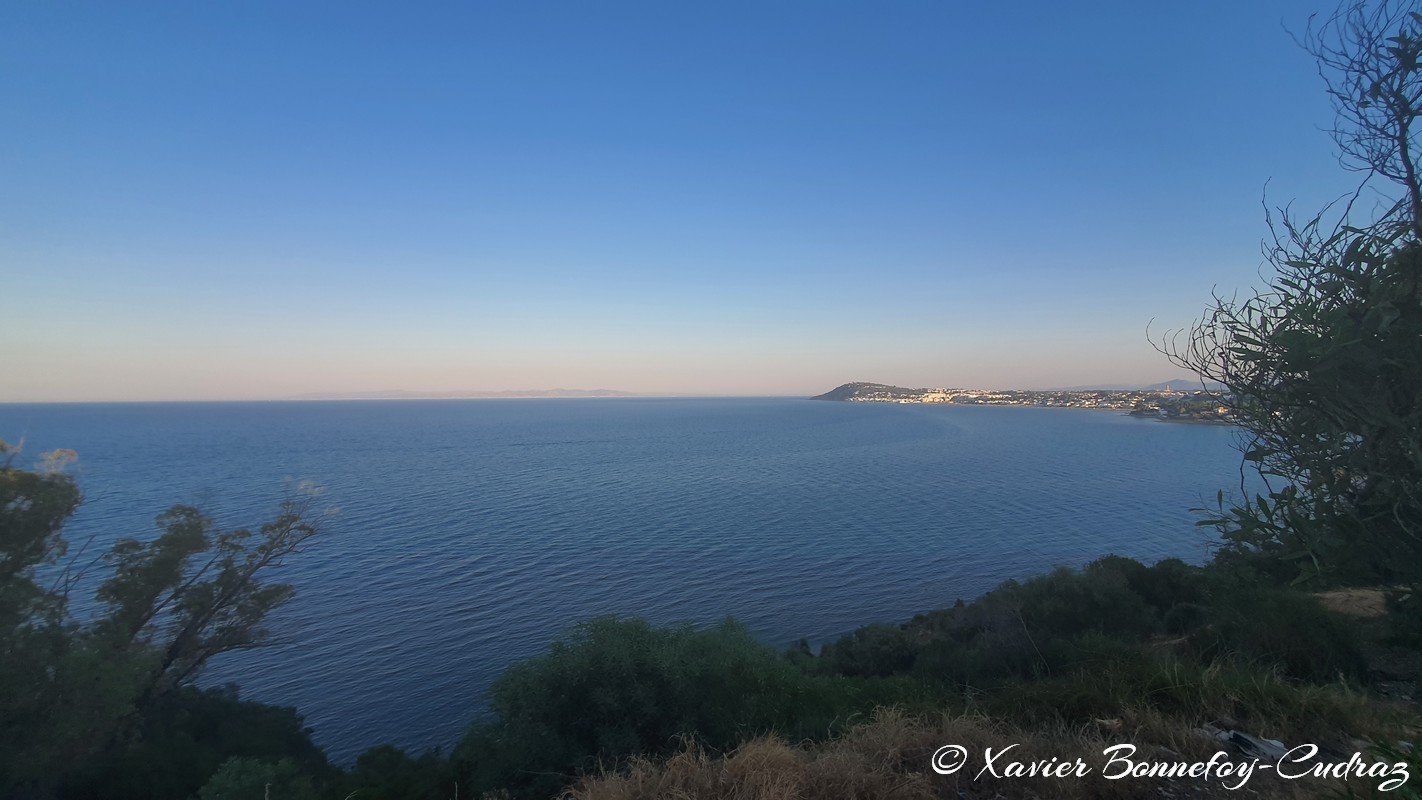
[0,1,1381,401]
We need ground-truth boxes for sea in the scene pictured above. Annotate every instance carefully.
[2,397,1251,763]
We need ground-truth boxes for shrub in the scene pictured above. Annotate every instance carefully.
[987,564,1161,642]
[455,616,904,797]
[196,757,317,800]
[1163,602,1208,635]
[56,686,330,800]
[1113,557,1207,612]
[345,744,452,800]
[1195,587,1368,683]
[818,624,916,678]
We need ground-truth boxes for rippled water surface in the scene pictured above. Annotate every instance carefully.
[4,398,1246,761]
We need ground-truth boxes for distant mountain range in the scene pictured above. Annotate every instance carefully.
[288,389,635,401]
[1056,379,1226,392]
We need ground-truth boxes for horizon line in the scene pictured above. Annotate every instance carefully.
[0,377,1217,405]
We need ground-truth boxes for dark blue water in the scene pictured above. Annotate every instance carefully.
[2,398,1248,762]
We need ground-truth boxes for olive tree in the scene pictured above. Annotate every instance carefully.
[0,440,323,796]
[1160,0,1422,590]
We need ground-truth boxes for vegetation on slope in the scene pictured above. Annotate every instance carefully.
[2,435,1418,798]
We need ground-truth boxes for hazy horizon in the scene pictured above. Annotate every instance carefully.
[0,376,1219,405]
[1,1,1362,403]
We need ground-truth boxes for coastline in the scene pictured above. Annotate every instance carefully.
[831,396,1234,425]
[814,382,1233,424]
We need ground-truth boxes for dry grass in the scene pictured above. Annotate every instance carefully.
[565,708,1397,800]
[1316,589,1389,619]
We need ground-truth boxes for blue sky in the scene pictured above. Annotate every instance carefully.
[0,1,1372,400]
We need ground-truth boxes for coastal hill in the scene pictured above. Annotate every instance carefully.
[809,382,924,401]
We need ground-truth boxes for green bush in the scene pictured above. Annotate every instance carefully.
[909,604,1041,685]
[56,686,330,800]
[985,564,1161,642]
[1099,556,1206,613]
[830,557,1212,687]
[454,616,906,798]
[1195,587,1367,683]
[343,744,452,800]
[196,757,317,800]
[1163,602,1209,635]
[818,624,916,677]
[977,648,1379,741]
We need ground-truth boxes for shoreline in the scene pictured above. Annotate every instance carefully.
[832,397,1234,424]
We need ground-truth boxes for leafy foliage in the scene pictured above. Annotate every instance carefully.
[1192,585,1368,683]
[0,441,327,799]
[59,686,331,800]
[1,436,1389,800]
[451,616,931,798]
[816,623,917,678]
[341,745,456,800]
[1160,1,1422,589]
[823,556,1362,688]
[422,555,1374,799]
[196,757,318,800]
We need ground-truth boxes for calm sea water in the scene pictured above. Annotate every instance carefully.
[3,398,1248,762]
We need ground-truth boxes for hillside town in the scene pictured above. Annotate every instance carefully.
[812,382,1233,422]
